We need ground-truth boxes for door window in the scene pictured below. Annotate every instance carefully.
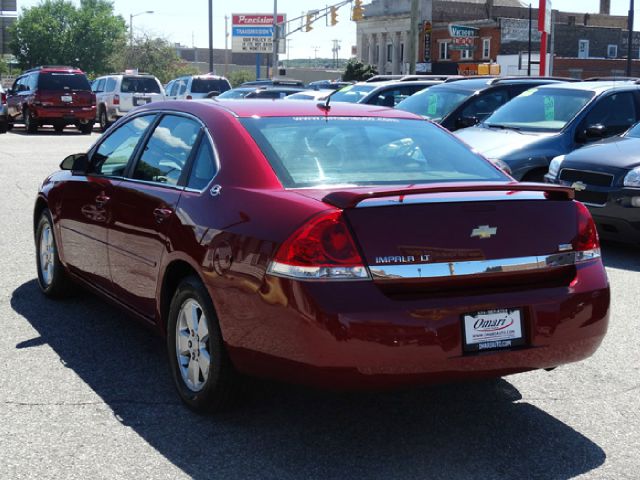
[93,78,105,92]
[132,115,201,186]
[105,77,117,92]
[461,89,509,120]
[92,115,156,176]
[581,92,637,136]
[187,140,217,190]
[177,80,188,96]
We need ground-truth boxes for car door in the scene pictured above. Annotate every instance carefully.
[458,87,510,124]
[56,114,157,291]
[107,113,202,318]
[6,76,28,120]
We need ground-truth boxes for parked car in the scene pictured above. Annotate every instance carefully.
[330,80,442,107]
[92,73,165,131]
[0,84,7,133]
[240,78,305,87]
[165,75,231,100]
[396,76,571,131]
[545,120,640,245]
[34,99,609,412]
[217,86,305,99]
[284,89,334,101]
[456,81,640,181]
[5,66,95,134]
[307,80,353,90]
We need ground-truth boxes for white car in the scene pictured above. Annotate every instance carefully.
[165,75,231,101]
[92,73,165,131]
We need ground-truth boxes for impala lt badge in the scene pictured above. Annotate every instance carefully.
[471,225,497,239]
[571,181,587,192]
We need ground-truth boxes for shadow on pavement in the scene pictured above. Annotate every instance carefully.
[601,241,640,272]
[11,279,606,480]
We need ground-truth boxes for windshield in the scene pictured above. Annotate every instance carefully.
[329,84,376,103]
[217,89,253,99]
[121,76,161,94]
[624,122,640,138]
[483,88,594,132]
[240,117,507,188]
[395,87,470,121]
[38,73,91,91]
[192,78,230,93]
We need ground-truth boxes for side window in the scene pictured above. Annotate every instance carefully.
[132,115,201,185]
[581,92,637,136]
[187,139,217,190]
[94,78,105,92]
[92,115,156,176]
[177,80,188,96]
[105,77,117,92]
[27,74,37,91]
[461,89,509,120]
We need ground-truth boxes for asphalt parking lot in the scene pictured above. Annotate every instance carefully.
[0,126,639,479]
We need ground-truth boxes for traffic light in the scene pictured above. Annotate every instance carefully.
[330,6,338,26]
[352,0,364,21]
[305,12,314,32]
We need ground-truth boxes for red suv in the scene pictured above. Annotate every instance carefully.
[6,66,95,134]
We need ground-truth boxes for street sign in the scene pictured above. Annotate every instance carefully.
[231,13,286,54]
[538,0,552,34]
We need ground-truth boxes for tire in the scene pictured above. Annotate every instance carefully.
[0,121,7,134]
[167,276,237,413]
[6,122,13,131]
[78,122,94,134]
[23,108,37,134]
[54,123,65,133]
[35,209,73,298]
[99,107,110,132]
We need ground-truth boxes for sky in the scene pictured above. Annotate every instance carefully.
[15,1,638,60]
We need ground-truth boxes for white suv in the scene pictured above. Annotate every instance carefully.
[92,73,165,131]
[165,75,231,100]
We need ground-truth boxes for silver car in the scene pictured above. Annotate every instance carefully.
[92,73,165,131]
[165,75,231,101]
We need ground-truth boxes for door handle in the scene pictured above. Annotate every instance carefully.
[95,194,110,208]
[153,207,173,223]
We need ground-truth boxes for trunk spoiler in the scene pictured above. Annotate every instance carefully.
[322,182,574,209]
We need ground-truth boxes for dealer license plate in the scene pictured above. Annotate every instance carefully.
[133,97,150,106]
[462,308,524,352]
[60,95,73,102]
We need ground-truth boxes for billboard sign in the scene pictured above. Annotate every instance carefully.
[231,13,286,54]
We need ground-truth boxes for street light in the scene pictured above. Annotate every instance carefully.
[130,10,154,47]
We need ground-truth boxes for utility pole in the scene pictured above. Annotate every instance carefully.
[408,0,419,74]
[272,0,279,78]
[332,39,342,68]
[527,4,532,75]
[208,0,214,73]
[224,15,229,77]
[627,0,635,76]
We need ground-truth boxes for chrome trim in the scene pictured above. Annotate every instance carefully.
[559,168,614,187]
[369,250,599,280]
[354,192,547,208]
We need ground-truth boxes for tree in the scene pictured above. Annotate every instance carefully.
[109,35,199,84]
[342,58,377,82]
[227,70,254,87]
[9,0,126,74]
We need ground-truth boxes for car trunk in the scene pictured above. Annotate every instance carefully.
[38,89,93,108]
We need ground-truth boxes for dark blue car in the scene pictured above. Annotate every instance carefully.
[456,81,640,181]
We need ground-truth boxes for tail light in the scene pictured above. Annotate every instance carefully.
[186,95,192,100]
[572,202,600,261]
[268,210,370,280]
[113,94,120,105]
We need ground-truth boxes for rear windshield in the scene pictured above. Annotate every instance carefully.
[192,78,230,93]
[330,84,376,103]
[217,89,253,99]
[121,76,161,93]
[396,86,470,121]
[37,73,91,91]
[240,117,507,188]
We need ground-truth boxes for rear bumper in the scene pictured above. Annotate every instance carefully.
[220,260,610,389]
[33,106,95,122]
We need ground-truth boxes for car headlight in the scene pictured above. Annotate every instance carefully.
[624,167,640,187]
[488,158,512,176]
[548,155,564,178]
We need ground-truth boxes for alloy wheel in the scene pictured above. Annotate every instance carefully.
[39,223,54,287]
[175,299,211,392]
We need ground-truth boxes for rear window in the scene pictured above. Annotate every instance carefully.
[191,78,230,93]
[121,76,161,94]
[37,73,91,91]
[240,117,507,188]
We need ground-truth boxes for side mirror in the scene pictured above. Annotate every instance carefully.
[585,124,607,140]
[456,115,479,129]
[60,153,89,174]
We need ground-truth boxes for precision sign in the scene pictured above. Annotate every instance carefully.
[448,24,478,50]
[232,13,286,54]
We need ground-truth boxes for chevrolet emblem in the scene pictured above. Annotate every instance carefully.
[571,181,587,192]
[471,225,497,239]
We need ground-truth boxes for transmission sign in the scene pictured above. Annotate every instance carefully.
[231,13,286,54]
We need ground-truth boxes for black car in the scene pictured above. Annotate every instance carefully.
[545,122,640,245]
[217,86,305,100]
[396,76,575,131]
[240,78,305,88]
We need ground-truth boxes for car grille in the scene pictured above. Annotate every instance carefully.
[574,190,609,206]
[559,169,614,187]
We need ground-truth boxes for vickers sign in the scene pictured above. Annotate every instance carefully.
[448,24,478,38]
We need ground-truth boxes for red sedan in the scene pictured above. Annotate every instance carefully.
[34,100,610,412]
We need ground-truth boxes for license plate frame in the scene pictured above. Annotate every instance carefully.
[60,95,73,103]
[461,308,525,353]
[133,97,151,106]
